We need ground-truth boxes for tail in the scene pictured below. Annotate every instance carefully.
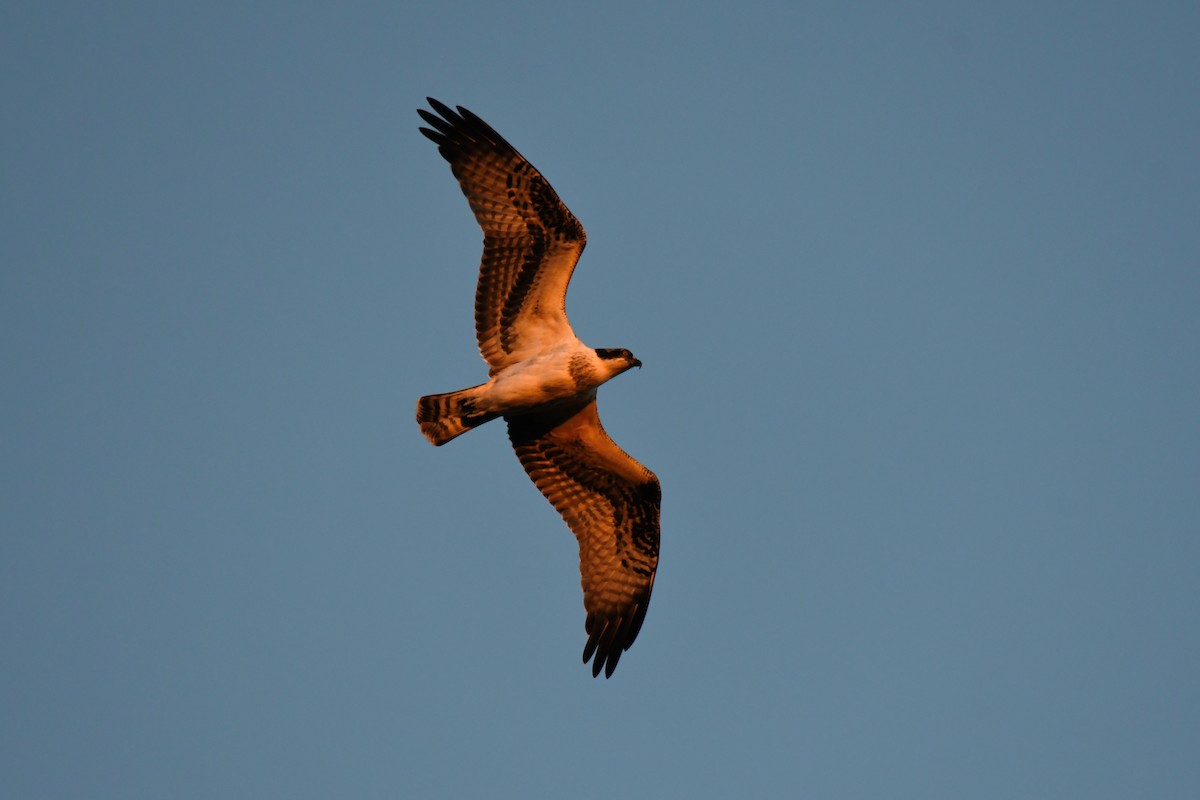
[416,384,499,445]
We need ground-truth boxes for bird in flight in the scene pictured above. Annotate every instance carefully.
[415,98,660,678]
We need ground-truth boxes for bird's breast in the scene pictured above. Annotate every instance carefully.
[484,348,601,414]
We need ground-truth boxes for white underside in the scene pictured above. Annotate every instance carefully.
[476,339,605,415]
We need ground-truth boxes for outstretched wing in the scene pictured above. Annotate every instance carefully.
[418,98,587,375]
[507,400,660,678]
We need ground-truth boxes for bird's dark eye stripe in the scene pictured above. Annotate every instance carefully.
[595,348,629,360]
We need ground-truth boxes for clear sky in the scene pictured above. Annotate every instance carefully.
[3,2,1198,797]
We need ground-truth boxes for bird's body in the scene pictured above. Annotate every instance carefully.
[415,99,660,678]
[439,340,622,423]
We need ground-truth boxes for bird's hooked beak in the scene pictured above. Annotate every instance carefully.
[632,358,642,369]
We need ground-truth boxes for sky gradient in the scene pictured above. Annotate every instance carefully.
[3,2,1199,797]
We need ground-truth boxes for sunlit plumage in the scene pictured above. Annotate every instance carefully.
[415,99,660,678]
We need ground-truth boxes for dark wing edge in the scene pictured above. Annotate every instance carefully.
[417,97,526,171]
[417,98,586,372]
[507,400,661,679]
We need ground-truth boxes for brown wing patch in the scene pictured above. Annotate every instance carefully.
[418,99,586,373]
[507,400,660,678]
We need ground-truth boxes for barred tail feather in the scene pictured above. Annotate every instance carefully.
[416,385,499,445]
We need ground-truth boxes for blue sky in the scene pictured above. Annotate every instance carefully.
[3,2,1198,797]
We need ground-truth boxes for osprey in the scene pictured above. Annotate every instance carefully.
[415,98,660,678]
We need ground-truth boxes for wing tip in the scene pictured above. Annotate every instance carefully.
[582,611,639,679]
[424,96,456,119]
[416,97,519,159]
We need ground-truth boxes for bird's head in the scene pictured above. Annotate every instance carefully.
[594,347,642,376]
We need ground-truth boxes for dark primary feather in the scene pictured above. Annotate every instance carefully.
[418,98,587,375]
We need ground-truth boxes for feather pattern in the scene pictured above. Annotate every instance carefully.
[418,98,586,375]
[507,400,660,678]
[417,99,660,678]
